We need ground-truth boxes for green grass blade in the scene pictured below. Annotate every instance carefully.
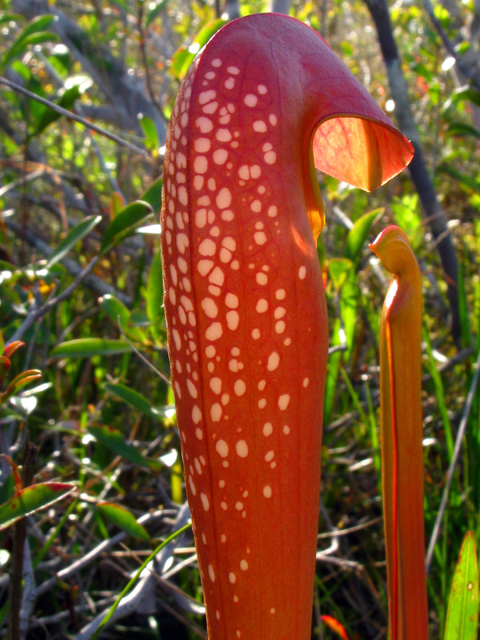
[91,522,192,640]
[444,531,479,640]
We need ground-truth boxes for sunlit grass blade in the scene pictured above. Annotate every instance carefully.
[90,522,192,640]
[444,531,478,640]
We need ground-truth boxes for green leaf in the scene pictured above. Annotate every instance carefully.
[0,482,73,531]
[345,208,383,262]
[110,0,135,15]
[100,294,130,326]
[391,193,422,251]
[171,47,190,79]
[103,382,161,419]
[110,192,126,218]
[141,177,163,214]
[97,502,150,541]
[100,201,153,254]
[139,114,159,154]
[439,165,480,193]
[453,87,480,108]
[446,123,480,139]
[0,14,23,26]
[328,258,353,290]
[100,294,130,327]
[99,295,146,342]
[35,78,92,134]
[444,531,479,640]
[130,309,151,327]
[46,216,101,267]
[172,19,226,79]
[88,424,160,470]
[147,251,164,323]
[340,266,358,360]
[1,18,60,70]
[51,339,132,358]
[146,0,168,27]
[0,474,15,507]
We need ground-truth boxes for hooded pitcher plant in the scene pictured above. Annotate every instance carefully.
[161,14,413,640]
[370,226,428,640]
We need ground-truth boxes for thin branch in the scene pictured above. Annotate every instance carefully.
[137,2,167,122]
[3,217,131,304]
[422,0,480,92]
[6,257,99,347]
[19,540,35,640]
[0,77,149,158]
[32,510,173,599]
[425,347,480,572]
[317,517,383,539]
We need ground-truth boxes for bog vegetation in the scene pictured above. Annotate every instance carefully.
[0,0,479,639]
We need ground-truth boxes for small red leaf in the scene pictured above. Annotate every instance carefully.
[0,454,22,492]
[3,341,24,359]
[321,615,350,640]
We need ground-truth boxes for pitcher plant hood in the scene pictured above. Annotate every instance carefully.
[161,14,413,640]
[370,225,428,640]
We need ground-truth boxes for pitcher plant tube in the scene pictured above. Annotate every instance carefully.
[161,14,413,640]
[370,225,428,640]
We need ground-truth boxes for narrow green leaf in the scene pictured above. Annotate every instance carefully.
[328,258,352,290]
[145,0,168,27]
[147,251,164,323]
[100,201,153,254]
[99,295,146,342]
[172,19,226,79]
[110,0,135,15]
[453,87,480,108]
[340,266,358,359]
[130,309,151,327]
[88,424,160,470]
[35,80,91,134]
[444,531,479,640]
[345,208,383,262]
[139,114,159,153]
[439,164,480,193]
[0,474,15,506]
[103,382,160,419]
[46,216,101,267]
[323,321,343,425]
[110,191,126,218]
[100,294,130,325]
[2,14,55,63]
[0,482,73,531]
[51,339,132,358]
[97,502,150,541]
[141,177,163,214]
[0,14,23,26]
[1,25,60,70]
[171,47,190,79]
[447,123,480,139]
